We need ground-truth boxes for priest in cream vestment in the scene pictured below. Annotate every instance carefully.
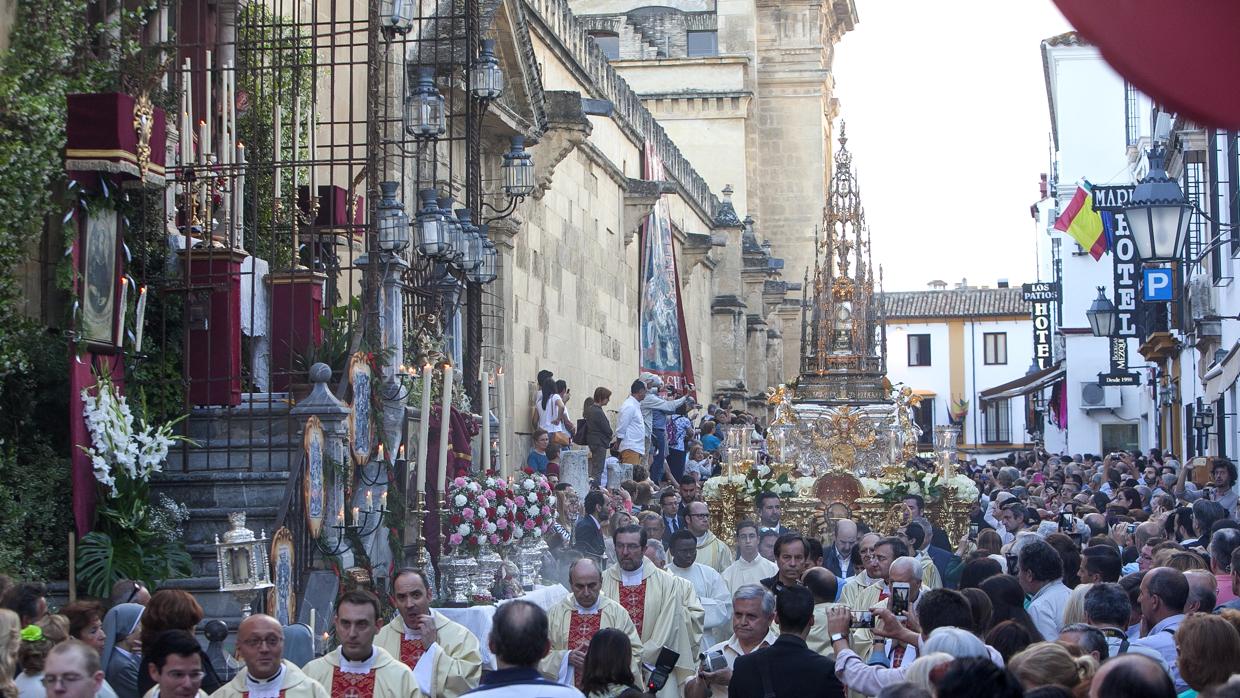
[304,591,416,698]
[685,502,733,573]
[721,521,778,596]
[211,615,329,698]
[603,526,701,698]
[375,569,482,698]
[667,530,731,653]
[539,559,642,687]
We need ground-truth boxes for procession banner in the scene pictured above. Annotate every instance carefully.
[638,142,696,393]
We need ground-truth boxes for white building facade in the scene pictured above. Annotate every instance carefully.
[1034,32,1158,457]
[883,285,1034,456]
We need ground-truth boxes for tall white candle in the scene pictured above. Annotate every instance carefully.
[292,96,300,205]
[204,50,212,154]
[134,286,148,353]
[117,278,128,345]
[481,372,491,473]
[273,104,282,201]
[437,364,454,491]
[496,368,508,475]
[236,143,246,246]
[307,101,316,200]
[416,364,432,493]
[198,120,207,165]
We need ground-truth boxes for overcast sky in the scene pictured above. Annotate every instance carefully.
[831,0,1073,292]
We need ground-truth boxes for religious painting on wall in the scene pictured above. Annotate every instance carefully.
[80,211,123,350]
[347,352,374,466]
[267,528,295,625]
[638,142,696,393]
[303,416,326,538]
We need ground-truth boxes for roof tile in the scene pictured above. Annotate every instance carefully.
[881,287,1027,319]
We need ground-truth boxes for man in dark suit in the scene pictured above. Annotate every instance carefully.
[573,489,609,562]
[729,585,844,698]
[823,518,859,581]
[659,488,684,534]
[903,495,951,550]
[756,491,791,536]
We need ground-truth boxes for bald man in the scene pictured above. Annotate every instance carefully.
[539,558,642,688]
[825,519,859,581]
[212,615,328,698]
[375,568,482,697]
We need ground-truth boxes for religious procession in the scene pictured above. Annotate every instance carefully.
[2,0,1240,697]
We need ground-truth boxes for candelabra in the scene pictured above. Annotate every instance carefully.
[314,500,389,557]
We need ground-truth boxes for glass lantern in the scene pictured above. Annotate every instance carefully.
[1086,287,1117,338]
[502,136,535,198]
[437,195,465,268]
[469,227,498,284]
[405,67,446,140]
[415,188,449,259]
[214,512,273,617]
[376,180,410,252]
[470,39,504,101]
[381,0,414,34]
[1124,146,1193,264]
[456,208,483,272]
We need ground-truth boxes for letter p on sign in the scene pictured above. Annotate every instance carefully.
[1142,268,1174,302]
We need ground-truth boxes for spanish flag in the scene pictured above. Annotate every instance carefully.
[1054,182,1107,260]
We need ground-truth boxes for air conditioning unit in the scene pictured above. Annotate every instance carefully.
[1079,382,1121,411]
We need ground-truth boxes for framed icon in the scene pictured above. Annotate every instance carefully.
[80,211,123,350]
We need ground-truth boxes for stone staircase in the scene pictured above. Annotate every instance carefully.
[152,393,300,629]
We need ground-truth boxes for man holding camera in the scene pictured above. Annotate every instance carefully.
[684,585,778,698]
[729,586,844,697]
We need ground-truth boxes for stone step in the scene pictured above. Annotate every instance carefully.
[169,445,298,473]
[153,471,292,510]
[182,506,279,547]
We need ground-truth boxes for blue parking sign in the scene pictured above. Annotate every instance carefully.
[1142,268,1174,302]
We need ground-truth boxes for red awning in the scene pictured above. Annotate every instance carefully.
[1052,1,1240,128]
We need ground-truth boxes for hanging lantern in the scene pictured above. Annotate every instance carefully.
[502,136,535,198]
[1124,146,1193,264]
[470,39,504,101]
[405,67,446,140]
[415,188,449,259]
[469,225,498,284]
[376,181,410,252]
[437,194,465,268]
[381,0,414,34]
[456,208,483,272]
[1085,286,1118,338]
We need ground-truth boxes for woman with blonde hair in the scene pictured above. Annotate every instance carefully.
[1008,641,1097,698]
[902,652,953,692]
[0,609,20,698]
[1176,612,1240,696]
[1061,582,1093,628]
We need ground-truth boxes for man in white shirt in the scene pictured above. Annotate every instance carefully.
[1133,567,1190,693]
[684,585,778,698]
[667,529,732,653]
[722,520,777,595]
[616,380,648,469]
[1018,537,1072,641]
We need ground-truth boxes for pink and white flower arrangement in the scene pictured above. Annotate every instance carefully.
[445,472,518,553]
[510,468,554,542]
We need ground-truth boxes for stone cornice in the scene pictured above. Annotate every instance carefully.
[522,0,722,222]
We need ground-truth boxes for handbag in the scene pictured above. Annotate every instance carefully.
[573,418,589,445]
[552,431,572,447]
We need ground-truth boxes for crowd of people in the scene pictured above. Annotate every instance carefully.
[525,370,1240,698]
[7,368,1240,697]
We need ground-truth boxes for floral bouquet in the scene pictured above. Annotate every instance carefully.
[445,473,517,554]
[509,469,554,542]
[77,370,193,598]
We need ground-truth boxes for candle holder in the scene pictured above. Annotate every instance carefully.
[313,504,389,557]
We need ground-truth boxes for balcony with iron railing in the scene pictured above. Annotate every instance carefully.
[1138,298,1179,363]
